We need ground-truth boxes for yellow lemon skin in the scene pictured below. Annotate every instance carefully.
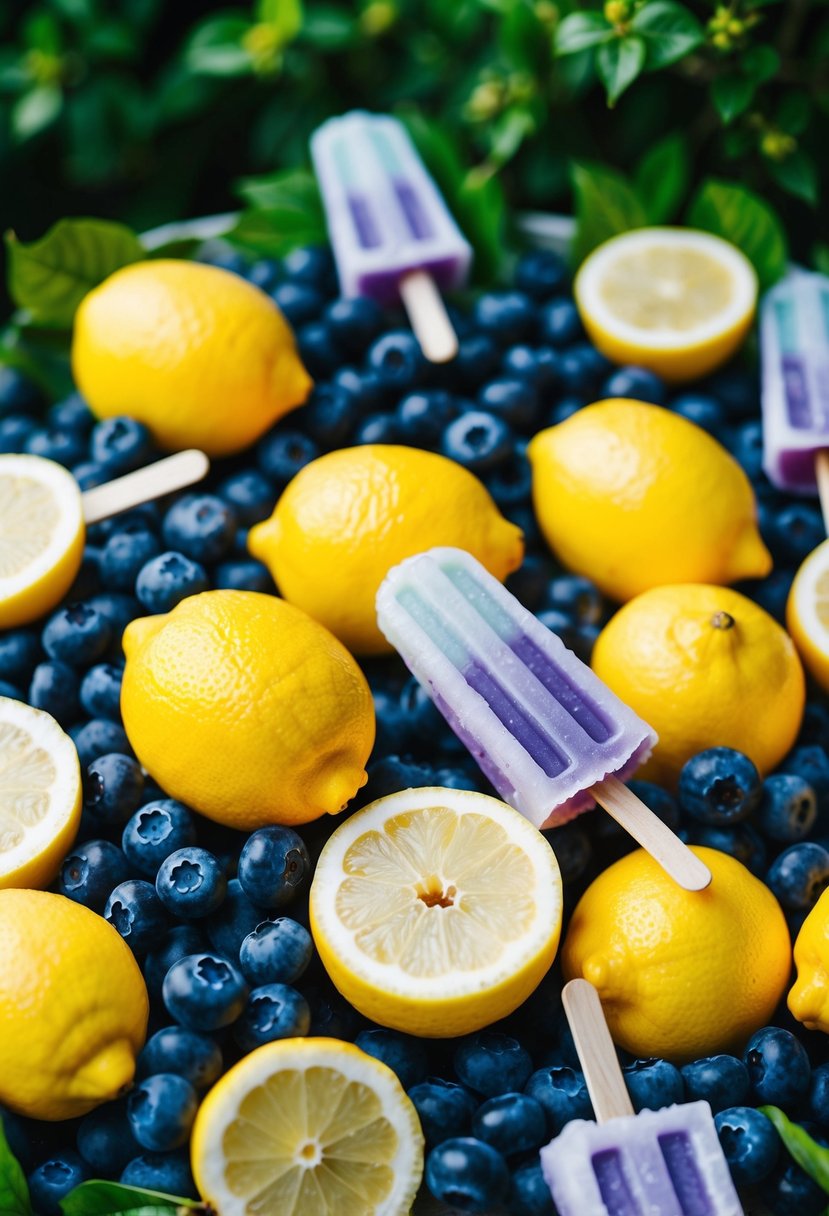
[592,583,805,787]
[562,847,791,1063]
[72,260,312,457]
[121,590,375,830]
[248,445,524,655]
[0,889,148,1120]
[786,539,829,693]
[789,888,829,1033]
[527,399,771,602]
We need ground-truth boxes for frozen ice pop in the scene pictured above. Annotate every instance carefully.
[376,546,711,891]
[310,111,472,363]
[540,980,743,1216]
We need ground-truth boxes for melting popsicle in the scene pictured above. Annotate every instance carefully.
[310,111,473,363]
[540,980,743,1216]
[376,546,711,891]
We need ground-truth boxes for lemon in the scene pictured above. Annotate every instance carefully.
[0,697,81,890]
[574,227,758,381]
[191,1037,423,1216]
[786,538,829,693]
[592,583,805,787]
[0,889,148,1119]
[528,399,771,602]
[248,445,524,655]
[562,846,791,1062]
[121,590,375,830]
[789,888,829,1033]
[72,260,312,457]
[309,787,562,1037]
[0,454,85,628]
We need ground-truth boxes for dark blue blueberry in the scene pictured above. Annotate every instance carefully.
[214,559,274,593]
[395,390,457,446]
[27,1150,89,1215]
[626,781,681,832]
[807,1062,829,1124]
[162,494,236,564]
[239,917,313,986]
[766,842,829,909]
[449,334,500,391]
[757,774,817,843]
[155,847,227,919]
[257,428,319,484]
[474,291,535,346]
[556,344,607,394]
[59,839,130,912]
[206,878,263,958]
[245,259,281,291]
[737,567,793,625]
[302,980,365,1039]
[201,248,247,275]
[127,1074,198,1152]
[233,982,311,1051]
[135,552,209,614]
[744,1026,811,1106]
[72,461,107,490]
[407,1078,477,1148]
[79,663,123,722]
[0,681,21,699]
[361,754,443,803]
[332,366,386,412]
[237,826,311,910]
[670,392,726,432]
[122,799,197,877]
[727,419,764,480]
[508,1161,556,1216]
[441,410,513,473]
[455,1033,533,1098]
[105,879,168,954]
[764,1146,827,1216]
[76,1098,141,1173]
[0,415,38,453]
[714,1106,779,1186]
[477,379,538,430]
[216,469,276,527]
[101,527,161,594]
[143,925,206,1003]
[0,366,41,415]
[90,416,154,474]
[397,675,448,743]
[799,703,829,751]
[138,1026,222,1091]
[706,367,759,420]
[0,629,41,683]
[282,245,335,289]
[90,504,159,541]
[120,1150,196,1199]
[602,365,667,406]
[71,719,132,768]
[504,555,555,613]
[538,298,583,347]
[541,823,592,883]
[543,574,604,625]
[768,502,826,566]
[324,297,384,354]
[42,603,112,667]
[501,345,559,391]
[678,747,762,824]
[690,822,767,875]
[471,1092,547,1156]
[297,320,340,379]
[24,427,87,468]
[782,745,829,822]
[87,593,141,652]
[680,1055,749,1115]
[622,1057,684,1112]
[353,413,401,445]
[84,753,144,826]
[28,661,80,725]
[547,397,585,426]
[514,249,567,299]
[425,1137,509,1213]
[271,282,324,327]
[353,1029,429,1091]
[525,1065,592,1134]
[66,548,104,602]
[163,952,249,1031]
[367,331,425,390]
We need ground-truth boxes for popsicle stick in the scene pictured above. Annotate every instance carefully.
[591,775,712,892]
[399,269,459,364]
[81,449,210,525]
[816,450,829,533]
[562,979,634,1124]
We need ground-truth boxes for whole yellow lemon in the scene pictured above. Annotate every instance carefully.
[0,889,148,1119]
[562,847,791,1062]
[592,583,804,787]
[527,399,771,602]
[72,260,312,457]
[248,445,524,655]
[121,590,375,829]
[790,887,829,1033]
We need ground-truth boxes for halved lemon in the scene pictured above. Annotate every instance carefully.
[787,538,829,692]
[0,454,84,628]
[309,787,562,1037]
[190,1037,424,1216]
[0,697,82,889]
[574,227,758,381]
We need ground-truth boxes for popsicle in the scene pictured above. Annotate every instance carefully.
[761,267,829,526]
[310,111,473,363]
[540,979,743,1216]
[376,546,711,891]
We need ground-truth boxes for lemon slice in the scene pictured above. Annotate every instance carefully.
[787,538,829,693]
[0,454,85,628]
[0,697,82,889]
[310,787,562,1036]
[190,1037,424,1216]
[574,227,758,381]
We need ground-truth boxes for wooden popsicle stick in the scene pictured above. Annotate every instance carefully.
[816,450,829,534]
[590,775,712,892]
[81,449,210,525]
[399,269,459,364]
[562,979,634,1124]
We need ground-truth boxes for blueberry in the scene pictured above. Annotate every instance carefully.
[87,593,141,650]
[707,367,758,419]
[105,880,167,954]
[127,1073,198,1152]
[728,419,764,480]
[324,297,383,353]
[767,503,825,566]
[543,574,604,625]
[143,925,206,1003]
[524,1065,592,1134]
[120,1150,197,1198]
[79,663,123,722]
[602,365,667,406]
[508,1161,556,1216]
[353,412,401,444]
[449,334,500,391]
[441,410,513,472]
[202,248,246,275]
[782,746,829,822]
[396,676,447,744]
[671,392,726,431]
[25,427,87,468]
[245,258,281,291]
[407,1078,477,1148]
[680,1055,749,1115]
[297,319,340,378]
[538,298,583,347]
[206,878,264,958]
[0,681,22,699]
[28,661,80,725]
[425,1137,509,1213]
[214,558,274,592]
[332,366,386,412]
[239,917,313,986]
[71,719,132,768]
[502,345,559,390]
[0,629,41,683]
[757,774,817,842]
[0,415,38,452]
[90,416,154,474]
[28,1150,89,1215]
[395,389,457,445]
[625,781,681,832]
[271,281,325,327]
[765,1146,827,1216]
[547,397,584,426]
[622,1057,684,1112]
[0,366,41,415]
[471,1092,547,1157]
[122,800,198,877]
[163,953,249,1031]
[137,1026,222,1092]
[42,604,112,667]
[367,331,425,390]
[59,839,131,911]
[474,291,535,346]
[714,1106,779,1186]
[691,822,767,875]
[256,428,319,483]
[76,1098,141,1173]
[135,552,209,614]
[799,704,829,751]
[353,1029,429,1091]
[477,379,538,430]
[100,527,161,594]
[766,842,829,909]
[161,494,236,564]
[503,554,554,613]
[237,826,311,909]
[808,1062,829,1124]
[455,1033,533,1098]
[514,249,567,299]
[557,345,606,394]
[744,1026,811,1107]
[216,469,276,527]
[541,823,592,883]
[283,245,335,289]
[84,754,144,826]
[678,747,762,824]
[155,847,227,919]
[233,982,310,1051]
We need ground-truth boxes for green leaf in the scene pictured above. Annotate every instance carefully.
[11,85,62,141]
[776,89,811,136]
[711,75,755,123]
[570,160,648,264]
[740,43,780,83]
[596,35,646,106]
[632,1,703,70]
[555,11,613,56]
[60,1180,206,1216]
[299,6,357,50]
[6,218,145,327]
[634,131,689,222]
[687,178,787,289]
[488,106,536,168]
[227,207,327,257]
[185,15,253,76]
[499,2,549,75]
[814,244,829,277]
[760,1107,829,1195]
[767,149,819,206]
[257,0,303,42]
[0,1113,33,1216]
[235,167,323,217]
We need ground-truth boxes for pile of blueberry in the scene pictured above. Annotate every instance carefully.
[2,241,829,1216]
